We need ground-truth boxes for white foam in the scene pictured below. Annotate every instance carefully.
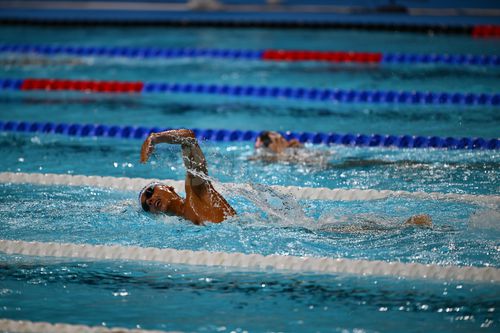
[469,208,500,230]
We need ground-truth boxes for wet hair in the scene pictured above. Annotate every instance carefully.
[139,182,163,212]
[258,131,272,147]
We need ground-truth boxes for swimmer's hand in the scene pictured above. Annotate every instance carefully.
[140,134,155,163]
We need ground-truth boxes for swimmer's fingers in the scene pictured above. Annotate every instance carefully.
[140,135,155,163]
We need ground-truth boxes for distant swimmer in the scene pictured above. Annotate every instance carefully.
[251,130,333,165]
[251,130,435,170]
[254,131,304,153]
[139,129,236,225]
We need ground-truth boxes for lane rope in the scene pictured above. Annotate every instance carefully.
[0,77,498,107]
[0,319,176,333]
[1,120,498,150]
[1,43,498,66]
[1,17,499,37]
[0,239,498,283]
[1,172,498,204]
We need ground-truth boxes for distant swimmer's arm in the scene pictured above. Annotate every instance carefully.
[287,139,303,148]
[140,129,209,180]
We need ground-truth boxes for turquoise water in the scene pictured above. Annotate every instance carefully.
[0,25,499,332]
[0,133,498,194]
[0,254,498,333]
[1,94,499,138]
[1,183,499,267]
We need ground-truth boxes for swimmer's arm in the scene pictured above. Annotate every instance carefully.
[287,139,303,148]
[140,129,208,176]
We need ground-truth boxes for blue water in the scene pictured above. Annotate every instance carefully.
[0,25,499,332]
[0,254,498,333]
[1,26,500,94]
[0,133,498,194]
[1,182,499,267]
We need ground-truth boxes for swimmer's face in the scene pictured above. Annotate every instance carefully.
[255,131,289,153]
[140,184,183,215]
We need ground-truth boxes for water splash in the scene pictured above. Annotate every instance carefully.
[224,182,313,226]
[469,207,500,231]
[99,199,136,214]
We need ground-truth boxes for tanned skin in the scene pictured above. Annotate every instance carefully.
[254,131,303,153]
[140,129,236,225]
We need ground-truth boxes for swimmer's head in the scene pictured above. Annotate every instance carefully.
[255,131,303,153]
[139,182,184,215]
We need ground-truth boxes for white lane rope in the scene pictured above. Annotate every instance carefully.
[0,319,179,333]
[1,172,498,204]
[0,240,498,283]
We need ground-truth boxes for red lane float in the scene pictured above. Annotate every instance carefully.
[20,78,144,93]
[262,50,382,63]
[472,25,500,38]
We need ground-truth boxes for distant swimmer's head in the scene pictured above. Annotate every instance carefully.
[139,182,184,215]
[255,131,303,154]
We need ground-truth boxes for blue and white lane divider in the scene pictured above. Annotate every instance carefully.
[0,44,499,67]
[1,77,499,106]
[1,120,498,150]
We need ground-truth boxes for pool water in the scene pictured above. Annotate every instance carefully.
[0,25,499,332]
[0,254,497,333]
[1,133,498,194]
[1,182,498,267]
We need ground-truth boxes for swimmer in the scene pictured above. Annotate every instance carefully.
[254,131,304,154]
[251,131,333,165]
[252,131,432,170]
[139,129,236,225]
[252,130,408,166]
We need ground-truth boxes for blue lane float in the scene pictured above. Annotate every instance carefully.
[0,120,498,150]
[0,44,262,60]
[141,82,500,106]
[0,44,498,67]
[380,53,500,66]
[1,77,498,106]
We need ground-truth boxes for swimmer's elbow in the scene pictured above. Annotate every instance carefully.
[179,129,196,139]
[177,129,198,146]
